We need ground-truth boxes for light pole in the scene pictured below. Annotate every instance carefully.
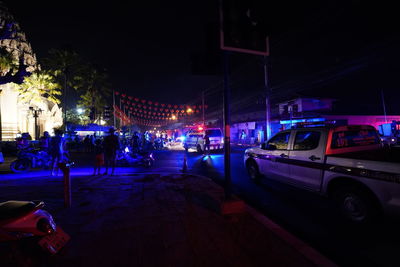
[29,107,42,140]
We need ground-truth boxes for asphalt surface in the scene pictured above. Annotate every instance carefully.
[152,145,400,267]
[2,144,400,266]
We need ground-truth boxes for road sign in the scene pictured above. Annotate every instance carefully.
[220,0,269,56]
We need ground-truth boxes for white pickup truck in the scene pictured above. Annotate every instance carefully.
[244,125,400,224]
[183,128,223,153]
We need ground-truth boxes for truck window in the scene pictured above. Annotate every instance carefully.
[294,131,320,150]
[331,129,380,149]
[205,129,222,137]
[267,132,291,150]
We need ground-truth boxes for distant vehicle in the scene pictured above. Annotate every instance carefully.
[378,121,400,147]
[244,124,400,225]
[183,127,224,153]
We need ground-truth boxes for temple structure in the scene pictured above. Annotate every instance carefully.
[0,2,62,140]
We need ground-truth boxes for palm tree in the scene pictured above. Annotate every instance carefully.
[42,48,82,129]
[17,70,61,107]
[74,65,111,123]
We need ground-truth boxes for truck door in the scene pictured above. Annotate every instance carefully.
[261,131,292,181]
[288,130,326,191]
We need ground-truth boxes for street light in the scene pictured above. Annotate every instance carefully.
[29,107,42,140]
[77,108,84,114]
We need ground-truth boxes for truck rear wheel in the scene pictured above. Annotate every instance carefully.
[332,185,381,225]
[246,160,261,182]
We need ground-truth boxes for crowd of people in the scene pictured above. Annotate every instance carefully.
[16,130,67,176]
[13,128,171,176]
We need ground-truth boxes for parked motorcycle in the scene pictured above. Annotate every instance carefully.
[10,148,52,173]
[153,138,164,150]
[0,200,69,254]
[116,146,154,168]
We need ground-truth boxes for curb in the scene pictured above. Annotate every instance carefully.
[246,205,337,267]
[128,172,337,266]
[154,172,337,267]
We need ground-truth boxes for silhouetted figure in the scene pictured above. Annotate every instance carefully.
[103,128,120,175]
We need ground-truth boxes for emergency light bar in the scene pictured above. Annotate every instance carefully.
[280,118,325,124]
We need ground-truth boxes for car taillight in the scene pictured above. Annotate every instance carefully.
[37,218,56,234]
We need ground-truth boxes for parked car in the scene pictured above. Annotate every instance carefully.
[244,124,400,224]
[183,127,223,153]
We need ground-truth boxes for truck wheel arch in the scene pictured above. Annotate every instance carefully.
[327,177,383,223]
[246,158,261,181]
[327,178,379,202]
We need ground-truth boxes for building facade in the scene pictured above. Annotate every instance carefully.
[0,2,62,140]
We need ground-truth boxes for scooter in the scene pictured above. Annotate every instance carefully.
[0,200,69,254]
[116,146,155,168]
[10,148,52,173]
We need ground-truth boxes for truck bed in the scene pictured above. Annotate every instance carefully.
[331,148,400,163]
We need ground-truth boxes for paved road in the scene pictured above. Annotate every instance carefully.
[2,146,400,266]
[153,147,400,267]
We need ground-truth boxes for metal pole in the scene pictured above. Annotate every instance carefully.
[119,97,122,127]
[381,89,388,124]
[63,73,68,132]
[113,90,116,128]
[223,51,231,199]
[34,111,38,140]
[264,56,272,140]
[202,90,205,126]
[62,163,71,208]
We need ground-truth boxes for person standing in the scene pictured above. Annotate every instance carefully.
[39,131,50,153]
[203,132,210,155]
[93,139,104,176]
[131,132,140,153]
[103,128,120,175]
[84,135,91,152]
[49,129,65,176]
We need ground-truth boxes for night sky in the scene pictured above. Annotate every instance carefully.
[3,0,400,115]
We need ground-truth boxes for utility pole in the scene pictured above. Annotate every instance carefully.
[202,90,205,126]
[29,107,42,140]
[113,89,116,128]
[264,56,272,141]
[381,89,388,124]
[223,51,231,199]
[63,70,68,133]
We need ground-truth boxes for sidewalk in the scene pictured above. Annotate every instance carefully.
[0,172,336,267]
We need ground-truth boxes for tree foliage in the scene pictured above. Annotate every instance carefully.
[17,70,61,106]
[74,65,111,121]
[0,48,16,74]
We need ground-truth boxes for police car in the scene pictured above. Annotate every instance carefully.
[183,127,223,153]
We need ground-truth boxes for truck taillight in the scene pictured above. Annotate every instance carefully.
[37,218,56,234]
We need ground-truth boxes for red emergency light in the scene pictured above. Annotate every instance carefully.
[198,126,204,131]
